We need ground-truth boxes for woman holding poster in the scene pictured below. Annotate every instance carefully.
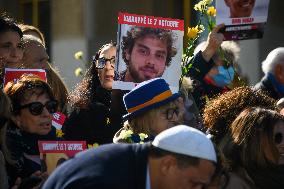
[4,74,58,186]
[63,42,121,145]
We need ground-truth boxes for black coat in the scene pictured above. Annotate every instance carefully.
[42,143,149,189]
[5,124,57,184]
[254,75,282,100]
[63,87,121,145]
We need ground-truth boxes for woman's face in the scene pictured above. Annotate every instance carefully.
[97,45,116,90]
[273,121,284,164]
[14,90,53,135]
[22,41,49,69]
[0,31,23,69]
[150,97,184,135]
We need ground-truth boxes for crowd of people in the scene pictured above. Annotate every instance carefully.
[1,11,284,189]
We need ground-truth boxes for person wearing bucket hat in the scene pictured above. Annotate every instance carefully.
[113,78,185,143]
[43,125,216,189]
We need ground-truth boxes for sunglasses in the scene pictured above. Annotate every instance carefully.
[19,100,58,116]
[96,57,115,69]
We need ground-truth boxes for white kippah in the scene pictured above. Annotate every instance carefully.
[152,125,217,162]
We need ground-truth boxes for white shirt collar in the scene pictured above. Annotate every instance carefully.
[145,164,151,189]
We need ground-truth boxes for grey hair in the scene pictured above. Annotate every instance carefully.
[194,41,240,64]
[262,47,284,75]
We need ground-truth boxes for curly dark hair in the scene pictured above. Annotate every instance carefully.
[121,26,177,67]
[203,86,277,144]
[68,42,116,109]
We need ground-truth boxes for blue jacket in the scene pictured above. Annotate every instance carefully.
[254,74,282,100]
[43,143,149,189]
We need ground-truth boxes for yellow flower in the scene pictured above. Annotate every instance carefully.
[88,143,99,149]
[120,129,133,139]
[56,129,64,138]
[207,6,216,17]
[74,51,83,60]
[187,26,198,39]
[106,117,110,125]
[139,133,148,141]
[187,25,204,40]
[194,2,203,11]
[194,0,213,12]
[74,67,83,77]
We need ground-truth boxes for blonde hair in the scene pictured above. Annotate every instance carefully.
[45,64,69,114]
[19,23,46,46]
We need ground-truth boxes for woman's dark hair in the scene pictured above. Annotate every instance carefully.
[68,42,116,109]
[220,107,283,171]
[0,13,23,38]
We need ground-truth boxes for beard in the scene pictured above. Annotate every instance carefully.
[127,64,164,83]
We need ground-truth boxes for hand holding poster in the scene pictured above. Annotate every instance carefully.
[114,12,184,93]
[216,0,270,40]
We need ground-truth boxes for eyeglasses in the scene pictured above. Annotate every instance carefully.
[19,100,58,116]
[274,132,283,145]
[164,107,180,120]
[96,57,115,69]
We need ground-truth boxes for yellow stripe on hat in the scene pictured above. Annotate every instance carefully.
[128,90,173,113]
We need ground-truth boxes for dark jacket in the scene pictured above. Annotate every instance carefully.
[5,123,57,184]
[63,87,121,145]
[186,51,228,112]
[0,151,8,189]
[42,143,149,189]
[254,74,282,100]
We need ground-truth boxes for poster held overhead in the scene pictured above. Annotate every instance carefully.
[111,12,184,129]
[114,12,184,93]
[216,0,270,40]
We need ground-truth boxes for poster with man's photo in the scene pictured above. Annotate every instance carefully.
[216,0,270,40]
[113,12,184,93]
[38,141,86,175]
